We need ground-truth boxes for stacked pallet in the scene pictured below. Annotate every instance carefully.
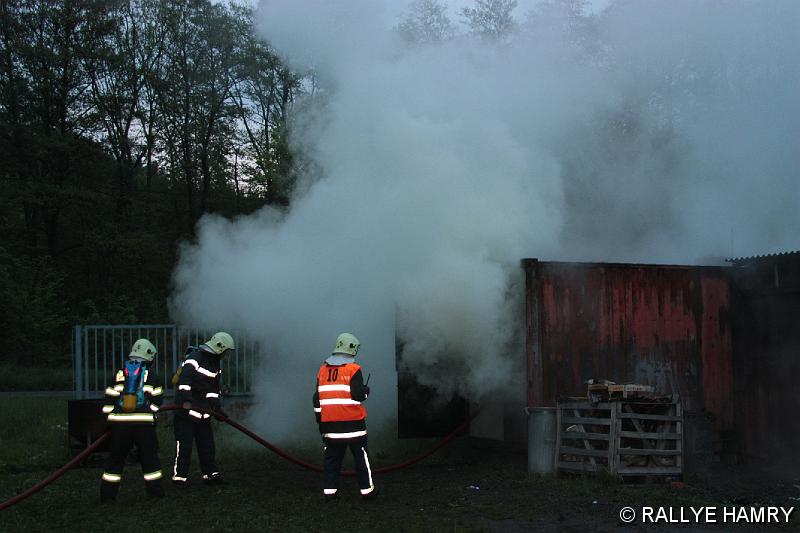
[555,398,683,479]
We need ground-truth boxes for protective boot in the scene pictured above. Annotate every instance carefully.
[361,487,379,501]
[203,472,225,485]
[100,479,121,503]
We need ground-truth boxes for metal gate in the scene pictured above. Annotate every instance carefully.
[73,325,258,398]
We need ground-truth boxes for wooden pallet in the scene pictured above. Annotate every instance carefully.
[587,382,657,403]
[555,399,683,479]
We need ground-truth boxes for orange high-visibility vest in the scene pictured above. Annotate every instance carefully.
[316,362,366,423]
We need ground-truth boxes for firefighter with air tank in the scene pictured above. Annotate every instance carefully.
[171,331,235,486]
[100,338,165,501]
[313,332,376,499]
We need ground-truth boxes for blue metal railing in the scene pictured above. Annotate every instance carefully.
[73,325,257,399]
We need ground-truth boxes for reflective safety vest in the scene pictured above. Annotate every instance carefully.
[316,362,366,423]
[103,365,163,424]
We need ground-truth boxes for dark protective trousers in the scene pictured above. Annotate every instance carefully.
[322,436,374,495]
[100,425,164,501]
[173,412,218,479]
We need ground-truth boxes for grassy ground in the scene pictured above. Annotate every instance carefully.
[1,397,799,532]
[0,363,72,391]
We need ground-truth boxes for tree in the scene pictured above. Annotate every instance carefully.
[397,0,455,45]
[0,0,108,255]
[0,0,305,366]
[231,6,301,206]
[460,0,518,41]
[82,0,165,214]
[523,0,597,56]
[153,0,242,230]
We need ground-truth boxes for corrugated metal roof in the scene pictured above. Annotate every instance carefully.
[725,250,800,264]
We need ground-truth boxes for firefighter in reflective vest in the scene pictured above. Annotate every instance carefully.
[100,338,164,501]
[172,331,235,485]
[312,333,376,499]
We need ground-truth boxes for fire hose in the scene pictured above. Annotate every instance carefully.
[0,403,477,511]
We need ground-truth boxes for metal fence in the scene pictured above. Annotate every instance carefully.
[73,325,258,398]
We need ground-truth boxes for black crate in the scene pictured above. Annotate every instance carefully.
[68,399,110,453]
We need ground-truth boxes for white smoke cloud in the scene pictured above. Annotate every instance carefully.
[171,0,800,442]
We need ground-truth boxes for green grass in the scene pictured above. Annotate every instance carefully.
[0,398,72,471]
[1,397,799,532]
[0,363,72,391]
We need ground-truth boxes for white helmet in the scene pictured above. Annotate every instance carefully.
[130,338,157,362]
[333,333,360,356]
[205,331,236,355]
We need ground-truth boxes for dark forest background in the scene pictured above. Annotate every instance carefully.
[0,0,306,369]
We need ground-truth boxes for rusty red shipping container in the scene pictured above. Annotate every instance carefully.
[728,252,800,464]
[523,259,734,434]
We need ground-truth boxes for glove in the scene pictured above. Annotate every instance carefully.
[182,401,192,410]
[363,386,370,397]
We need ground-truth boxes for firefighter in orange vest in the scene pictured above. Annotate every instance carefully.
[312,332,375,499]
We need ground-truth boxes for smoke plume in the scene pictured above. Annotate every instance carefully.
[170,0,800,441]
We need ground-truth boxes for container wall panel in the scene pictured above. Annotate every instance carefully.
[524,261,734,433]
[732,289,800,462]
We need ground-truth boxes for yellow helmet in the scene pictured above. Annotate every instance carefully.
[333,333,360,356]
[205,332,236,355]
[130,338,157,362]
